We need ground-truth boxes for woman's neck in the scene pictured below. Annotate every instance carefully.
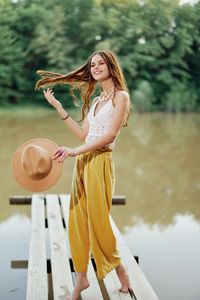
[101,77,115,93]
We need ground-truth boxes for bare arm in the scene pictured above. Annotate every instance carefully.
[56,106,89,141]
[43,88,89,141]
[54,91,130,161]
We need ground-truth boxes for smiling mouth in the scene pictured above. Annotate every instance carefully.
[94,71,102,75]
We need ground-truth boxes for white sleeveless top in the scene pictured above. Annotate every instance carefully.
[85,97,118,149]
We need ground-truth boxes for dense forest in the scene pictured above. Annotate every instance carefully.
[0,0,200,112]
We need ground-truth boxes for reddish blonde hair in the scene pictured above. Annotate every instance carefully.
[35,50,131,125]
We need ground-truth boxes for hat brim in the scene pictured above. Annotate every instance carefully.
[12,138,63,192]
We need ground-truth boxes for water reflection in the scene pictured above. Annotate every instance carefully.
[112,113,200,228]
[124,214,200,300]
[0,214,30,300]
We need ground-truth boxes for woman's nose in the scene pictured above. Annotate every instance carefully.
[93,66,100,72]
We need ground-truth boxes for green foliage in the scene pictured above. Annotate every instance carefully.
[165,81,198,112]
[132,80,156,112]
[0,0,199,111]
[0,1,25,105]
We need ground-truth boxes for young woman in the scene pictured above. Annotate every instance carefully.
[36,50,133,300]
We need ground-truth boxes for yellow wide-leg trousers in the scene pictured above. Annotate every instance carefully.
[68,149,121,279]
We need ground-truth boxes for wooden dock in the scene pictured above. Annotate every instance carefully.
[10,194,159,300]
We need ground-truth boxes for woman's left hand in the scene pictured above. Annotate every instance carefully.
[53,147,77,162]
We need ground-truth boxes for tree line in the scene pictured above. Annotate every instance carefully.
[0,0,200,112]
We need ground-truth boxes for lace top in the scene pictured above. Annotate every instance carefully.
[84,97,118,149]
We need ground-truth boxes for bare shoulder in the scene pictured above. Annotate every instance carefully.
[114,90,130,107]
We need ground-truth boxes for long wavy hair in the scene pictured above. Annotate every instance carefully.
[35,50,132,125]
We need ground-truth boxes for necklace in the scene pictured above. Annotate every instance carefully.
[99,88,115,102]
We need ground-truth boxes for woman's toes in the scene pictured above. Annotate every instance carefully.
[119,287,128,293]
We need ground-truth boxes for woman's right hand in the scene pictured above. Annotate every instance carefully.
[43,88,62,110]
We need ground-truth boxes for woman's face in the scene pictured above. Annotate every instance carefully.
[90,54,110,82]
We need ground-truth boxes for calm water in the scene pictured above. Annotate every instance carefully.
[0,108,200,300]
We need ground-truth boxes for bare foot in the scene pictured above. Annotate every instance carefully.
[72,273,90,300]
[115,264,133,293]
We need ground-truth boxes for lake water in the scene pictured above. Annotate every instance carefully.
[0,108,199,300]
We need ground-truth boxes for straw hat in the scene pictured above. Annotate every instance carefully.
[12,138,63,192]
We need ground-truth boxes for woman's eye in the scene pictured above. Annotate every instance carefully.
[90,61,105,68]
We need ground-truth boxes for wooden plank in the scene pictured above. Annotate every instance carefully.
[59,194,104,300]
[46,194,74,300]
[9,195,31,205]
[112,195,126,205]
[103,269,132,300]
[11,260,28,269]
[11,259,55,274]
[110,217,159,300]
[9,194,126,205]
[26,194,48,300]
[12,192,158,300]
[59,194,72,256]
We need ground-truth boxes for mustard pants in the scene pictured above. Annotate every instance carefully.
[68,149,121,279]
